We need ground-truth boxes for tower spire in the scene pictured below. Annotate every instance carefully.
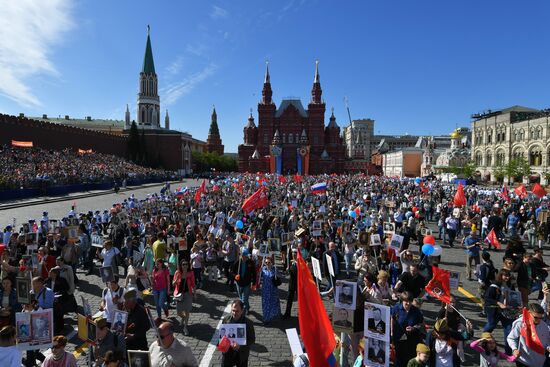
[261,62,273,105]
[264,61,270,83]
[311,60,322,104]
[142,26,156,74]
[314,59,320,83]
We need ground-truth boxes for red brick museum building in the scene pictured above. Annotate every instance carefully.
[238,62,346,174]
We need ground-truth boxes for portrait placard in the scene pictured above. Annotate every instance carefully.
[311,256,322,281]
[128,350,152,367]
[87,319,97,343]
[111,310,129,334]
[30,309,54,348]
[91,234,104,248]
[16,277,31,305]
[335,280,357,310]
[325,253,335,277]
[68,226,79,240]
[332,305,354,333]
[383,223,395,235]
[390,234,404,255]
[449,271,460,290]
[364,337,389,367]
[268,238,281,253]
[281,232,292,245]
[16,312,31,344]
[364,302,390,342]
[219,323,247,345]
[370,234,382,247]
[81,295,92,317]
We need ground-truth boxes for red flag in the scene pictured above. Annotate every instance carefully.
[294,174,302,183]
[241,187,268,213]
[425,266,451,304]
[532,183,547,198]
[296,250,336,367]
[515,184,528,199]
[194,180,206,203]
[237,181,244,194]
[484,228,501,249]
[453,183,466,207]
[354,207,361,217]
[278,176,287,184]
[212,185,219,192]
[520,307,546,355]
[420,182,429,194]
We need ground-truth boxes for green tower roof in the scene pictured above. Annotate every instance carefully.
[142,27,156,74]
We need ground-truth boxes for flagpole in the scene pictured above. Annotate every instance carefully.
[449,304,469,323]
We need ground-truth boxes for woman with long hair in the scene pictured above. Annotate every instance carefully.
[151,259,170,319]
[260,256,281,324]
[483,269,516,355]
[172,260,195,336]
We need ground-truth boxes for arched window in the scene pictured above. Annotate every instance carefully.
[475,152,482,166]
[486,152,492,167]
[496,151,505,165]
[530,148,543,166]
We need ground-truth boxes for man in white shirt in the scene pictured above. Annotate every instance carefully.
[99,277,125,325]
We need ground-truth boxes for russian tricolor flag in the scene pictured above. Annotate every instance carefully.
[311,182,327,195]
[175,187,189,197]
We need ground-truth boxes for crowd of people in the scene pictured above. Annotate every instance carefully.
[0,173,550,366]
[0,145,173,190]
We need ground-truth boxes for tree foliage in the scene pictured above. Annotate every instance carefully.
[192,151,237,172]
[443,162,476,178]
[493,158,531,183]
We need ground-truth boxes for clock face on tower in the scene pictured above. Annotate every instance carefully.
[271,146,282,156]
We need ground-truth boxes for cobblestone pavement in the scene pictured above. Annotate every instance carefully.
[3,185,549,366]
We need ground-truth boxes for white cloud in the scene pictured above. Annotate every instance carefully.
[0,0,73,107]
[210,5,228,19]
[161,64,218,106]
[165,56,184,76]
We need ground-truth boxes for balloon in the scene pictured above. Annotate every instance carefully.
[363,194,368,200]
[236,220,244,229]
[349,210,357,219]
[414,212,420,219]
[415,178,422,184]
[423,235,436,246]
[432,245,443,257]
[422,244,435,256]
[412,206,418,213]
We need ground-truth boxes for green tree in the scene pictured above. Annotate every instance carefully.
[493,163,506,183]
[192,151,237,172]
[127,121,140,162]
[507,158,530,182]
[443,161,476,178]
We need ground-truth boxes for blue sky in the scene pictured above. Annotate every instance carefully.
[2,1,550,152]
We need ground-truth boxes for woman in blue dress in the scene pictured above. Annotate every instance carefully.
[260,256,281,324]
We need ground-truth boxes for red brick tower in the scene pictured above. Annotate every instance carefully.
[206,106,224,155]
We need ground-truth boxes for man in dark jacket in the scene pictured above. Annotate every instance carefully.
[123,290,150,350]
[231,249,256,314]
[283,248,298,318]
[221,299,255,367]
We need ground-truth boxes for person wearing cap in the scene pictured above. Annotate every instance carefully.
[149,321,198,367]
[462,228,481,281]
[231,248,256,314]
[406,343,430,367]
[469,332,516,367]
[41,335,77,367]
[123,289,150,351]
[507,302,550,367]
[91,317,126,367]
[425,317,472,367]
